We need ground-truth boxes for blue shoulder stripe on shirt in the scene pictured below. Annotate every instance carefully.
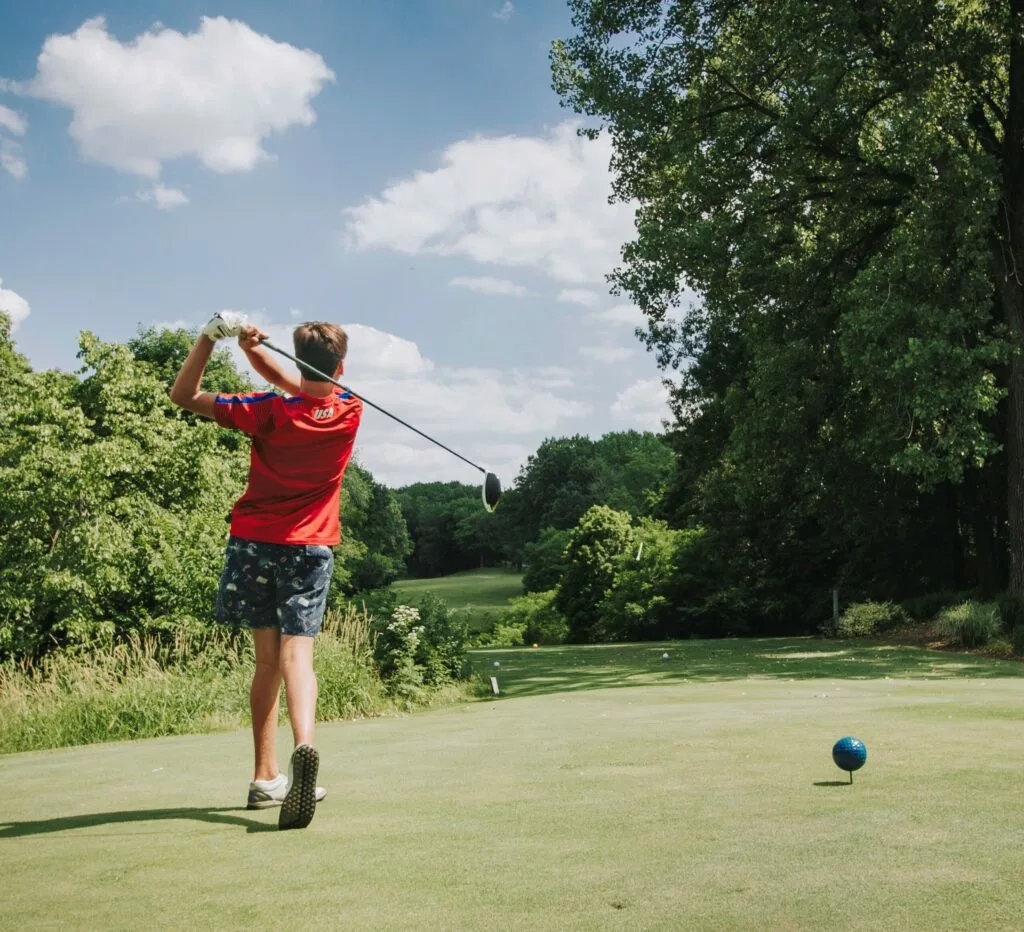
[215,392,277,405]
[284,396,306,404]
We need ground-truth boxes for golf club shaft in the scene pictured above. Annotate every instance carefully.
[259,339,486,475]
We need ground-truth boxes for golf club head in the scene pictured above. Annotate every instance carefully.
[482,471,502,513]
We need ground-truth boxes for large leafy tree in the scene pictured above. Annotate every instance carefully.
[555,504,635,641]
[553,0,1024,595]
[0,326,248,657]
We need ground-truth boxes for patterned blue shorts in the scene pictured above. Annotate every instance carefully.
[215,536,334,637]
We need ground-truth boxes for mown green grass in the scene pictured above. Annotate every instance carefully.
[392,567,523,630]
[2,638,1022,930]
[469,637,1024,699]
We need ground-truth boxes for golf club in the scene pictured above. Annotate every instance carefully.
[259,339,502,512]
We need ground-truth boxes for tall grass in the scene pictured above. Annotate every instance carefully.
[0,606,444,755]
[935,601,1003,649]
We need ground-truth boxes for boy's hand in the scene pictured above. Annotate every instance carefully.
[202,311,247,341]
[238,325,269,353]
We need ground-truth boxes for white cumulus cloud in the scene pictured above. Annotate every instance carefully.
[133,183,189,210]
[0,105,28,179]
[342,121,636,286]
[611,377,671,431]
[449,276,530,297]
[14,16,333,178]
[493,2,516,22]
[0,141,27,179]
[0,105,27,136]
[0,278,31,330]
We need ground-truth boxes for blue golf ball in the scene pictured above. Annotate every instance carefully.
[832,736,867,773]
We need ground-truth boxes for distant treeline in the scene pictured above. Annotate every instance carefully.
[393,431,674,577]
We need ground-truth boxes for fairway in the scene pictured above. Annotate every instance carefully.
[392,568,523,629]
[3,639,1023,931]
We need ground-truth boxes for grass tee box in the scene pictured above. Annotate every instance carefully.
[391,568,523,630]
[3,638,1023,930]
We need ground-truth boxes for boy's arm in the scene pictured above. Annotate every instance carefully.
[239,328,303,396]
[169,313,247,418]
[169,335,219,418]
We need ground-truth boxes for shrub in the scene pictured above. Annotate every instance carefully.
[371,605,425,703]
[414,593,471,685]
[825,601,909,638]
[475,622,526,648]
[499,589,568,645]
[355,587,399,624]
[902,590,977,623]
[936,601,1002,649]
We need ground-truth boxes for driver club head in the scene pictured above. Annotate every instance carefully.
[482,471,502,513]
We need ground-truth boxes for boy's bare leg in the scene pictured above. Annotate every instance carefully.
[279,634,317,748]
[251,628,283,781]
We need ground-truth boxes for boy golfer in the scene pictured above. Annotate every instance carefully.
[170,313,362,830]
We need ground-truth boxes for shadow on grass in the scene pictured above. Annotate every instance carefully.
[0,807,275,838]
[469,638,1023,700]
[813,781,853,787]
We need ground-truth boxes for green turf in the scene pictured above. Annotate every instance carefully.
[392,567,523,629]
[2,639,1023,930]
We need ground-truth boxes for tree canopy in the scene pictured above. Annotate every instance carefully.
[551,0,1024,622]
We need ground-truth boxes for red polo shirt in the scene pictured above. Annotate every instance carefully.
[213,389,363,546]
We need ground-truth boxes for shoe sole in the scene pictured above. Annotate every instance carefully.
[279,745,319,831]
[248,789,327,811]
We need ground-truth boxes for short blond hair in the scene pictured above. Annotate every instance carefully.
[293,322,348,378]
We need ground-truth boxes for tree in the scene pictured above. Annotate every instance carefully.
[522,527,571,593]
[341,464,412,592]
[396,481,503,576]
[597,517,681,641]
[592,430,674,516]
[553,0,1024,597]
[555,505,634,642]
[129,325,254,396]
[0,330,248,657]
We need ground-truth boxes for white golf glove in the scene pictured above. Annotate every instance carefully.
[202,311,247,341]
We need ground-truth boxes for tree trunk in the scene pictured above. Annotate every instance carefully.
[1002,0,1024,594]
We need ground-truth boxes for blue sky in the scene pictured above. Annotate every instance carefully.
[0,0,672,486]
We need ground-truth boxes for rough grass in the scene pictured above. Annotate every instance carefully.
[0,607,469,755]
[1,637,1022,930]
[392,568,524,631]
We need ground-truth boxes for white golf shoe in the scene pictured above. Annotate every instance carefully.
[247,769,326,810]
